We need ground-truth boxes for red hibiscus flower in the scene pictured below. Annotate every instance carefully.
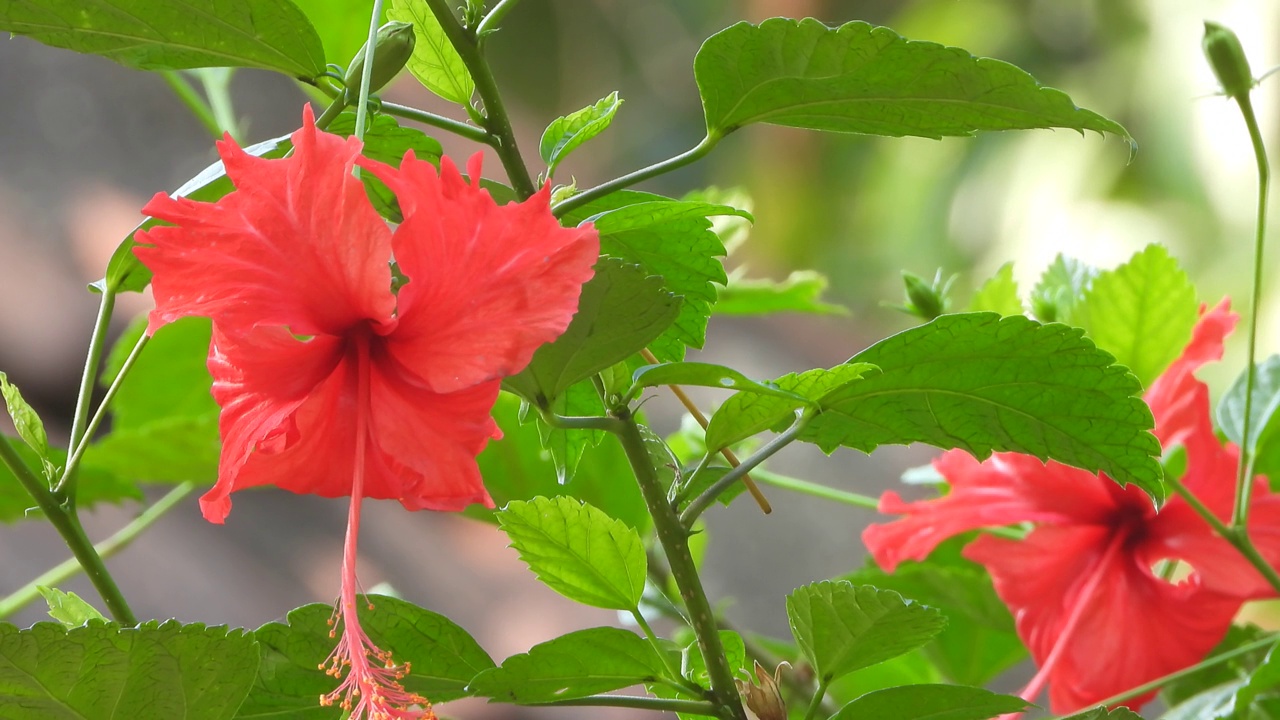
[862,301,1280,713]
[134,107,599,718]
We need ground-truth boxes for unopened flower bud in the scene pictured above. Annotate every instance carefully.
[1203,21,1253,100]
[737,661,788,720]
[890,270,954,321]
[344,21,417,103]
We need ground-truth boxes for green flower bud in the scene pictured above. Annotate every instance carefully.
[1203,21,1254,100]
[343,21,417,103]
[898,270,954,321]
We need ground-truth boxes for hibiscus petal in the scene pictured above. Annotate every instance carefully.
[357,153,600,394]
[135,106,396,337]
[967,528,1240,713]
[862,450,1118,571]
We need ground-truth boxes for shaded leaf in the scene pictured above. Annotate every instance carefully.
[799,313,1164,500]
[1219,356,1280,480]
[541,91,623,177]
[695,18,1132,149]
[830,684,1028,720]
[37,587,106,627]
[497,496,646,610]
[786,581,946,683]
[387,0,474,105]
[715,270,848,316]
[468,627,667,703]
[239,595,493,716]
[0,0,326,77]
[969,262,1022,316]
[1077,245,1198,388]
[0,620,258,720]
[704,364,877,451]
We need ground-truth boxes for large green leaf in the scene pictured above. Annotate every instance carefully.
[786,581,946,684]
[800,313,1164,499]
[387,0,473,105]
[1219,357,1280,480]
[503,259,680,405]
[590,201,747,361]
[541,91,623,177]
[239,596,493,717]
[694,18,1132,149]
[0,620,258,719]
[715,270,848,316]
[1077,245,1198,388]
[496,496,646,610]
[468,627,667,703]
[106,112,442,293]
[0,0,326,77]
[829,685,1028,720]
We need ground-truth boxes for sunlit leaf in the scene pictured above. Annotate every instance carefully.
[969,262,1022,316]
[630,362,806,402]
[715,270,848,316]
[1030,255,1097,324]
[704,364,877,451]
[37,587,106,627]
[541,91,623,177]
[0,372,50,473]
[0,0,326,77]
[387,0,474,105]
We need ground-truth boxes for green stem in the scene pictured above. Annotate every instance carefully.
[62,333,150,485]
[0,483,195,620]
[552,134,721,219]
[613,408,746,720]
[1083,634,1278,710]
[802,679,830,720]
[530,694,719,715]
[680,412,810,528]
[160,71,221,139]
[631,607,695,693]
[354,0,386,143]
[0,439,136,624]
[1232,90,1271,528]
[1168,474,1280,593]
[379,101,492,144]
[476,0,522,37]
[315,95,348,130]
[195,69,241,141]
[542,413,624,433]
[58,289,116,504]
[421,0,536,199]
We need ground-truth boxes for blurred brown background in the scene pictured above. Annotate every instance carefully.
[1,0,1276,717]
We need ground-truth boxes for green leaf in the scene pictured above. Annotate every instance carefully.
[0,438,141,523]
[694,18,1132,149]
[541,91,623,177]
[533,381,606,483]
[0,372,50,471]
[1059,709,1145,720]
[496,496,647,610]
[387,0,474,105]
[1031,254,1097,324]
[1162,625,1276,708]
[239,595,493,716]
[1219,356,1280,479]
[37,587,106,626]
[0,620,259,719]
[468,627,667,702]
[1077,245,1198,388]
[105,112,442,293]
[715,270,848,316]
[591,201,748,361]
[503,259,681,405]
[798,313,1164,500]
[295,0,376,71]
[829,684,1028,720]
[0,0,326,77]
[786,581,946,683]
[969,263,1022,316]
[704,364,878,451]
[630,362,808,402]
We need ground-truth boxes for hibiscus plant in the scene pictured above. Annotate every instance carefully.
[1,3,1278,720]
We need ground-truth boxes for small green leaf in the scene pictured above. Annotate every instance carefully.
[1031,255,1097,324]
[503,259,680,405]
[799,313,1164,500]
[468,627,667,703]
[541,91,623,177]
[630,362,807,402]
[0,372,50,468]
[704,364,877,451]
[37,587,106,627]
[1076,245,1198,388]
[0,0,327,77]
[0,620,259,720]
[1218,356,1280,479]
[787,581,946,683]
[240,596,493,716]
[387,0,474,105]
[496,496,647,610]
[715,270,848,316]
[533,381,606,484]
[695,18,1132,150]
[969,263,1022,316]
[829,684,1028,720]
